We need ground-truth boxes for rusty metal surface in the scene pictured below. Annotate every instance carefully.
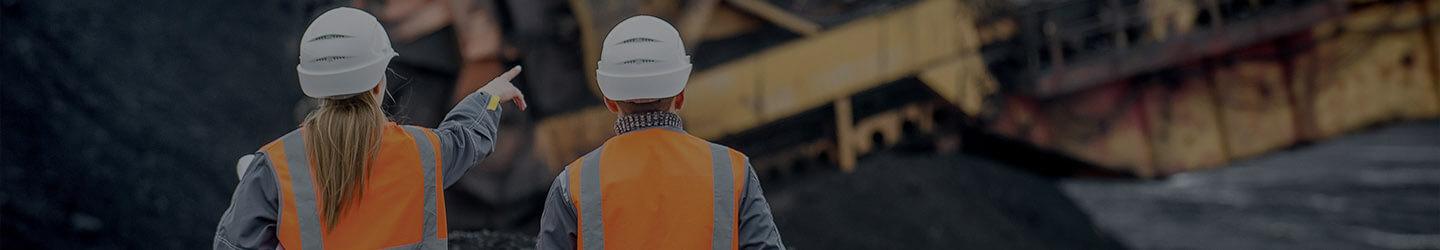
[1210,56,1298,161]
[1291,1,1440,140]
[975,0,1440,176]
[1028,0,1346,98]
[1138,68,1229,174]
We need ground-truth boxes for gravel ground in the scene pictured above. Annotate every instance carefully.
[447,230,537,250]
[1063,119,1440,249]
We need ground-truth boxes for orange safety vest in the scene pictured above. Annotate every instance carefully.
[260,123,448,249]
[565,128,748,250]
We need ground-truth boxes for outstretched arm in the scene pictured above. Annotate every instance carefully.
[434,66,527,188]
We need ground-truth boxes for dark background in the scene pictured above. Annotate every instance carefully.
[3,0,341,247]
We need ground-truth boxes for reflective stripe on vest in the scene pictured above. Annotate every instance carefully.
[571,129,745,250]
[280,130,326,250]
[578,147,605,250]
[267,126,446,249]
[707,144,735,250]
[403,126,447,249]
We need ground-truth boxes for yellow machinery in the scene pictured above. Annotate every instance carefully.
[526,0,1440,177]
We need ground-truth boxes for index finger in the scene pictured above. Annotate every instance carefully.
[495,66,523,82]
[514,93,527,111]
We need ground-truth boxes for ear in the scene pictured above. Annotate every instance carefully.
[604,99,621,114]
[672,91,685,111]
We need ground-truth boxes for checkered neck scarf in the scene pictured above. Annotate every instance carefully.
[614,111,684,134]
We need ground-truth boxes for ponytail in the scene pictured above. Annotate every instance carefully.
[303,91,385,228]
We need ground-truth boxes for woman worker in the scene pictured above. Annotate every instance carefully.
[213,7,526,249]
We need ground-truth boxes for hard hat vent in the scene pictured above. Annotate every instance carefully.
[312,56,352,63]
[618,58,659,65]
[308,34,353,42]
[616,37,661,45]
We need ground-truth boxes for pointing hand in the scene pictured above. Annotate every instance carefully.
[477,66,528,111]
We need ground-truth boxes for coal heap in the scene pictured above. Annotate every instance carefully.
[2,0,349,248]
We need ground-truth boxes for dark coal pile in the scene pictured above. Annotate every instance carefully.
[764,153,1126,250]
[1064,119,1440,249]
[1,0,349,248]
[447,230,537,250]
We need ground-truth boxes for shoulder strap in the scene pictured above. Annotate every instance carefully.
[402,126,447,249]
[274,130,327,250]
[574,146,606,250]
[707,143,738,250]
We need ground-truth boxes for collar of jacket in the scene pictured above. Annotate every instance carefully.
[614,111,684,135]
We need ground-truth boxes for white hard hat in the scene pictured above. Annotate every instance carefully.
[296,7,398,99]
[596,16,692,101]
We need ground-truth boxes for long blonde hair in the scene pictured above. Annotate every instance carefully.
[303,90,385,228]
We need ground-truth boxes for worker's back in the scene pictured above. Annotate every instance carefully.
[256,123,449,249]
[537,15,783,250]
[562,127,749,249]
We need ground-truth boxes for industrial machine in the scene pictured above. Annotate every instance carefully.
[370,0,1440,179]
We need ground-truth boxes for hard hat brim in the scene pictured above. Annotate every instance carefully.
[597,64,691,101]
[297,56,392,98]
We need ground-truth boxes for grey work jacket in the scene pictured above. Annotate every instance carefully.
[212,92,504,249]
[534,127,787,250]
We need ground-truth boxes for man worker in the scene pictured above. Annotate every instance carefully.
[535,16,785,250]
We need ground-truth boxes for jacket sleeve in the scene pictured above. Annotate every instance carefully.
[536,170,578,250]
[214,153,280,250]
[434,91,504,188]
[738,163,786,250]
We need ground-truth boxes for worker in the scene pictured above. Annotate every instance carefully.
[535,16,785,250]
[212,7,527,249]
